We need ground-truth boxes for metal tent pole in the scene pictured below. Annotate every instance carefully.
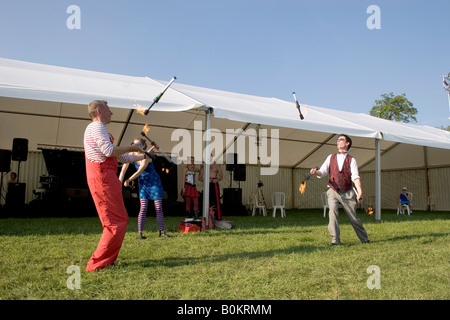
[202,108,212,219]
[375,138,382,222]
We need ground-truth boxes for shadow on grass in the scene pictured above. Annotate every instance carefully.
[119,229,450,270]
[121,243,328,269]
[376,232,450,243]
[0,209,447,237]
[0,217,104,236]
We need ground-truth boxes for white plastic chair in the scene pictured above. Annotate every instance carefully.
[321,192,328,218]
[272,192,286,218]
[252,194,267,216]
[397,192,413,215]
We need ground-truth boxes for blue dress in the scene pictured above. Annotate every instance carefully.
[134,161,164,200]
[400,193,410,205]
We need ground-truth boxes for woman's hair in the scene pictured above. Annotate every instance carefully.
[133,138,147,149]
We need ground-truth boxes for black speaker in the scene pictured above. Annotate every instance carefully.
[12,138,28,161]
[151,156,178,202]
[223,188,242,205]
[0,149,11,172]
[6,182,26,208]
[222,203,248,216]
[226,153,237,171]
[233,164,246,181]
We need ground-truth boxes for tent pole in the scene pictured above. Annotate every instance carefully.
[117,109,134,146]
[423,146,431,211]
[202,108,212,220]
[375,138,381,222]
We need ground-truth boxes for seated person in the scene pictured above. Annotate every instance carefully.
[7,172,18,192]
[398,187,412,214]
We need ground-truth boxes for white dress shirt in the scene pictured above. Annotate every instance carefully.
[318,152,360,182]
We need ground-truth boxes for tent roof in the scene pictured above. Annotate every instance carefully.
[172,82,450,150]
[1,57,450,171]
[170,82,450,170]
[0,57,204,112]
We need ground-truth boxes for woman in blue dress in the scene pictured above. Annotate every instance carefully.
[119,138,168,239]
[398,186,413,215]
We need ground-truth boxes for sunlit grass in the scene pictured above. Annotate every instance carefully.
[0,210,448,300]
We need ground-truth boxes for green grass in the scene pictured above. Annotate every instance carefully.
[0,209,449,300]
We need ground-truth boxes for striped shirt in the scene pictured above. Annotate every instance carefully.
[83,121,136,163]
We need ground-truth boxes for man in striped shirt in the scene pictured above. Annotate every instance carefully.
[84,100,148,272]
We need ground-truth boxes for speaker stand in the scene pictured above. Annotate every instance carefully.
[17,161,22,182]
[0,172,5,207]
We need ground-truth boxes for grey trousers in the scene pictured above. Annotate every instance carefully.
[327,188,369,244]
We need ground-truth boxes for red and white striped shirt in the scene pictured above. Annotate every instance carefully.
[83,121,136,163]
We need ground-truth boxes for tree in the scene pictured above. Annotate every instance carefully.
[436,125,450,131]
[370,92,418,123]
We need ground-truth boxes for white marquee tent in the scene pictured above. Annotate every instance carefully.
[1,58,450,219]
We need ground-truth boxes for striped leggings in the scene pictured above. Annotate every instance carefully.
[138,198,165,232]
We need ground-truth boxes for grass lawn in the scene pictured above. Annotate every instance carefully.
[0,209,448,300]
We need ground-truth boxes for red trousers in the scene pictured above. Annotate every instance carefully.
[85,156,129,272]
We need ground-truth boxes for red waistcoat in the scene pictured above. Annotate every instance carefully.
[328,153,353,192]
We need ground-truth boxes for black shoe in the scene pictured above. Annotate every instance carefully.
[137,234,147,240]
[362,240,371,244]
[329,243,340,247]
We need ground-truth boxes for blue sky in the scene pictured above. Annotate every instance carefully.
[1,0,449,128]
